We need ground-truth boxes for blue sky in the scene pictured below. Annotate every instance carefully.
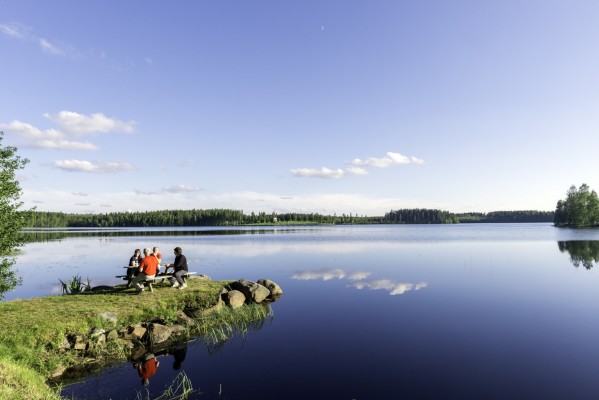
[1,1,598,216]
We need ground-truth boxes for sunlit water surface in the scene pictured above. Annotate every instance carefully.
[8,224,599,399]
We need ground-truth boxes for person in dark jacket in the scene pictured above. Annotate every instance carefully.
[164,246,188,289]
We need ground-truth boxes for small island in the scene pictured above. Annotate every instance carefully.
[0,276,283,400]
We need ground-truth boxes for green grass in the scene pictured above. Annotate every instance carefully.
[0,278,227,376]
[0,357,62,400]
[0,277,272,399]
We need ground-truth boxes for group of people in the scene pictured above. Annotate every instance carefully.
[128,246,189,294]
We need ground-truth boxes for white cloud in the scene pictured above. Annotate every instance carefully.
[53,160,134,173]
[292,151,423,180]
[0,23,27,39]
[348,272,371,281]
[164,184,204,193]
[39,38,66,56]
[351,151,423,168]
[44,111,136,135]
[290,167,345,179]
[0,22,75,57]
[0,120,98,150]
[37,139,97,151]
[345,166,368,176]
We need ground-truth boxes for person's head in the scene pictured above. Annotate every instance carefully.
[134,249,141,256]
[142,378,149,387]
[174,247,182,255]
[143,248,151,256]
[153,246,159,254]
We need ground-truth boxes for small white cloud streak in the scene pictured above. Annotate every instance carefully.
[351,152,424,168]
[1,22,74,57]
[53,160,134,173]
[37,139,97,151]
[290,167,345,179]
[0,23,27,39]
[44,111,136,135]
[164,184,204,193]
[39,38,66,56]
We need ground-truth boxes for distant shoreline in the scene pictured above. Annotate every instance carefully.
[21,208,555,228]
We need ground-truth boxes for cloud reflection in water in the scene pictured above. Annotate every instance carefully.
[291,268,427,296]
[350,280,428,296]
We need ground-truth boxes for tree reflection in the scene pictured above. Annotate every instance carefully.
[558,241,599,269]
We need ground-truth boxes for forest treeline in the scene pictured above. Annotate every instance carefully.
[21,208,555,228]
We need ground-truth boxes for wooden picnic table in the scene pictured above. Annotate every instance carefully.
[115,265,197,292]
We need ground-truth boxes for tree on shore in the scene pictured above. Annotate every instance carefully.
[554,184,599,228]
[0,132,30,299]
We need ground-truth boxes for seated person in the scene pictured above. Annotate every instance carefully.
[164,246,188,289]
[131,248,159,293]
[127,249,143,279]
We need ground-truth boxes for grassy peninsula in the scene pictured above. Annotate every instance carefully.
[0,278,271,400]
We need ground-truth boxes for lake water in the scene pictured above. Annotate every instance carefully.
[8,223,599,399]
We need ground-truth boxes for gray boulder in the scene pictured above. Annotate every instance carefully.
[257,279,283,296]
[149,323,173,344]
[228,279,271,303]
[225,290,246,309]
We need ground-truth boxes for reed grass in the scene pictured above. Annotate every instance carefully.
[135,372,196,400]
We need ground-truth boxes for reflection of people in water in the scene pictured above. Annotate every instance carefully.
[172,345,187,370]
[135,353,160,387]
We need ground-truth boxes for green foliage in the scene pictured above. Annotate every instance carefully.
[21,209,385,227]
[0,131,30,299]
[58,275,91,295]
[383,208,457,224]
[554,184,599,227]
[454,211,555,223]
[21,208,555,228]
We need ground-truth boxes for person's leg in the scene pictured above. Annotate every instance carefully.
[175,270,187,287]
[132,273,145,292]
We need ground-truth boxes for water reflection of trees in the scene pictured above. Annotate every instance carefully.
[20,228,298,244]
[558,241,599,269]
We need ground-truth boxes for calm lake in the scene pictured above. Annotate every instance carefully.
[8,223,599,399]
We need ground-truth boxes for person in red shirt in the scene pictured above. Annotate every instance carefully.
[132,248,159,294]
[135,353,160,387]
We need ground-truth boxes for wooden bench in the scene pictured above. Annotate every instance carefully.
[115,271,197,292]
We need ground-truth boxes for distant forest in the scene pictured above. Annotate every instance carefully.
[21,208,555,228]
